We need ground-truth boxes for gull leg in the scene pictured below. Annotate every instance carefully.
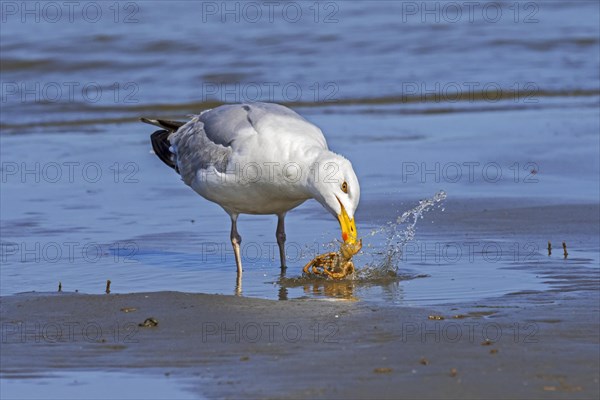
[276,213,287,270]
[276,213,288,300]
[230,214,243,276]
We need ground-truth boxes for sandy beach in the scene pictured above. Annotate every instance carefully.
[2,281,598,399]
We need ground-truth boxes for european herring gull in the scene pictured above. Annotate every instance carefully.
[141,102,360,276]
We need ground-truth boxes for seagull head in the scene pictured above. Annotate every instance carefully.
[308,152,361,246]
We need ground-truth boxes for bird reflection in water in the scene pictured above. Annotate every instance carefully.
[277,274,358,301]
[301,280,357,300]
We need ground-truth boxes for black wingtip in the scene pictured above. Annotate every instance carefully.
[150,129,179,173]
[141,117,185,132]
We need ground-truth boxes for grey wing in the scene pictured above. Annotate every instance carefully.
[198,102,326,148]
[170,103,326,186]
[168,117,232,186]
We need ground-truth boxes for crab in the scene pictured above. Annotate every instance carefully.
[303,240,362,279]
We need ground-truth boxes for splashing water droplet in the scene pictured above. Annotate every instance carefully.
[360,190,447,279]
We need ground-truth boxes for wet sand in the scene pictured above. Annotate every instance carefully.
[2,281,598,399]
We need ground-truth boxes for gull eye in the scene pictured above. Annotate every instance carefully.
[341,181,348,193]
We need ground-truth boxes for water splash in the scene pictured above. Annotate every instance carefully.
[358,190,447,278]
[287,190,446,287]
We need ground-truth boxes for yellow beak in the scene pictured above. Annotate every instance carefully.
[337,202,358,244]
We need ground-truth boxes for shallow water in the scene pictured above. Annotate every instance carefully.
[1,1,599,133]
[2,103,598,304]
[1,1,599,306]
[0,371,201,400]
